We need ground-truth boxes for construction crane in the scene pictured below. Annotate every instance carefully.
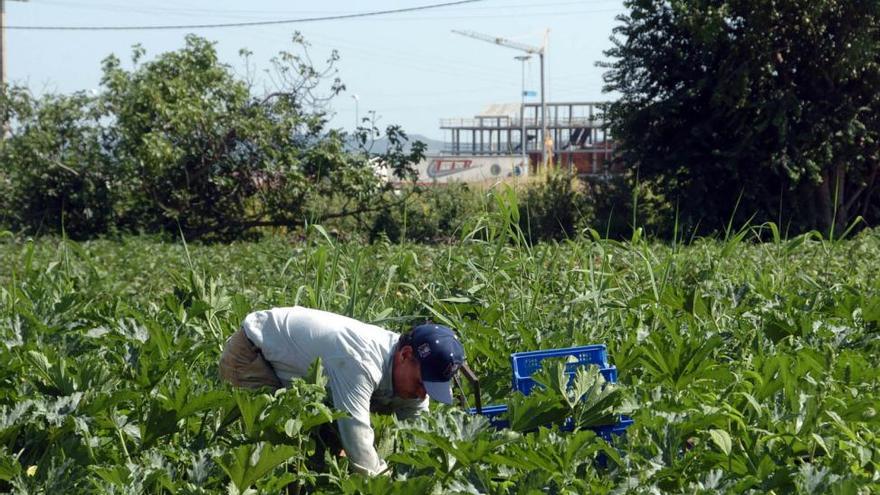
[453,29,550,169]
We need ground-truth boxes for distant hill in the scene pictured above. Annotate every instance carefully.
[345,134,445,155]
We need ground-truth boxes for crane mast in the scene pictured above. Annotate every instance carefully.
[452,29,550,170]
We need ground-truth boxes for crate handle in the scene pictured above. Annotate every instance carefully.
[453,362,482,415]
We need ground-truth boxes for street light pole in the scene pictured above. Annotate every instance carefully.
[351,94,359,129]
[539,49,547,170]
[514,55,530,173]
[540,29,549,171]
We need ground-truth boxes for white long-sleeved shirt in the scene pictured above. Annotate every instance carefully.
[241,306,428,475]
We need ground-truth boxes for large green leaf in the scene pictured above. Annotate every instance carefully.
[0,450,21,481]
[339,474,436,495]
[175,389,234,420]
[571,370,627,428]
[709,429,732,456]
[233,390,273,437]
[141,401,178,448]
[216,442,298,492]
[507,391,568,433]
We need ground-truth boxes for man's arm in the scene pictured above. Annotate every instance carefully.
[325,360,387,476]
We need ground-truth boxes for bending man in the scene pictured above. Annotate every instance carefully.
[218,306,465,476]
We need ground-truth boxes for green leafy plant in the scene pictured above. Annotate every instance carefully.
[508,362,629,432]
[0,221,878,492]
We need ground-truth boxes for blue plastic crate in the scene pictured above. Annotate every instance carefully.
[593,415,634,442]
[514,365,618,395]
[557,414,635,437]
[465,345,633,449]
[558,409,629,433]
[469,404,510,429]
[511,345,609,385]
[594,416,634,468]
[469,405,633,442]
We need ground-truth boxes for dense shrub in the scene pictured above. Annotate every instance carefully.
[518,172,592,241]
[582,173,683,240]
[0,90,114,238]
[581,175,634,239]
[323,175,655,244]
[368,184,486,243]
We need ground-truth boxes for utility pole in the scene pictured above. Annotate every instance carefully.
[1,0,6,88]
[452,29,551,171]
[1,0,27,136]
[0,0,27,88]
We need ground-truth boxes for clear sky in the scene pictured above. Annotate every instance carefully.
[5,0,626,139]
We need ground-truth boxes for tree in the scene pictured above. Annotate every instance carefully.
[602,0,880,235]
[0,34,424,239]
[100,34,423,239]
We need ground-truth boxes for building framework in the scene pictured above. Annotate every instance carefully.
[439,101,618,176]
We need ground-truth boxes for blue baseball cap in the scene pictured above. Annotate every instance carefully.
[409,323,465,404]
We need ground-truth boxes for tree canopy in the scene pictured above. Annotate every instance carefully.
[603,0,880,235]
[0,35,424,240]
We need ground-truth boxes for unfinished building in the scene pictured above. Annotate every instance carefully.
[438,101,618,176]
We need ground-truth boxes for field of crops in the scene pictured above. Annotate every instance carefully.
[1,221,879,493]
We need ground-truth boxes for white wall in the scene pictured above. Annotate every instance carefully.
[405,155,528,185]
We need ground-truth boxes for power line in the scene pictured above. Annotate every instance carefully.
[354,8,624,21]
[302,31,520,82]
[5,0,486,31]
[34,0,617,18]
